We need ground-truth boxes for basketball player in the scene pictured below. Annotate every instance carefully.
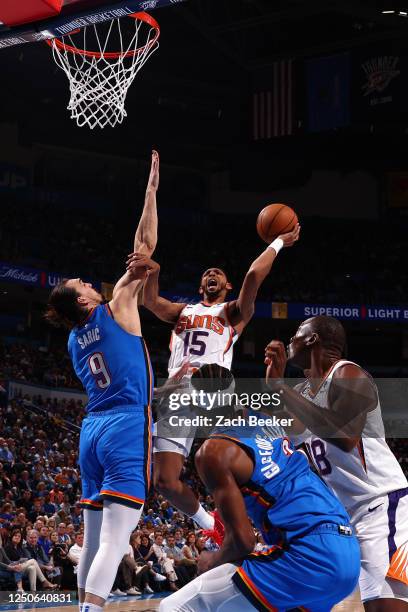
[126,223,300,535]
[264,316,408,612]
[159,363,360,611]
[45,151,159,612]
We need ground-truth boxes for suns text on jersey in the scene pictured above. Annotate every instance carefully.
[175,314,226,335]
[77,326,100,349]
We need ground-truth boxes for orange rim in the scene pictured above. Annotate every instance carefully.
[45,11,160,59]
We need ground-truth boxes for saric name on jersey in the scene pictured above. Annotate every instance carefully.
[77,326,100,349]
[175,314,226,335]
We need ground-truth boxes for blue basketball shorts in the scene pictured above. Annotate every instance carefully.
[233,523,361,611]
[79,405,152,511]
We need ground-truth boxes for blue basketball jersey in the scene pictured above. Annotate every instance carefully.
[210,416,350,544]
[68,304,153,413]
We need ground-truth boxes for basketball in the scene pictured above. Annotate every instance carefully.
[256,203,298,243]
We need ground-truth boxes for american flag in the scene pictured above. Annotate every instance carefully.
[252,59,294,139]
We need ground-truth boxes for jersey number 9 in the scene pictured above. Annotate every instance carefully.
[89,352,111,389]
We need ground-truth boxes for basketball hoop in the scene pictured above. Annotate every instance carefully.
[46,12,160,129]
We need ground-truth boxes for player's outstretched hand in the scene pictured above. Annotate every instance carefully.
[264,340,287,381]
[147,149,159,191]
[279,223,300,247]
[126,251,159,279]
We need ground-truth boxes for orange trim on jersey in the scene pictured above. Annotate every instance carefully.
[146,404,152,492]
[387,544,408,585]
[209,433,242,444]
[169,332,173,352]
[100,490,144,505]
[80,499,103,508]
[104,303,113,318]
[240,486,271,509]
[222,302,238,339]
[223,302,235,331]
[249,545,281,558]
[223,326,234,356]
[357,439,367,473]
[142,338,153,492]
[143,338,153,409]
[235,567,278,611]
[84,307,96,322]
[224,301,232,325]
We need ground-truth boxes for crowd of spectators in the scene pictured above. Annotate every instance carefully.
[0,342,83,391]
[0,388,225,595]
[1,197,408,304]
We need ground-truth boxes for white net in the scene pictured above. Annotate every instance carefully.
[48,13,159,129]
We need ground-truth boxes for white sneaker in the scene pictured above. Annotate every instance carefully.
[144,585,154,594]
[154,573,167,582]
[126,587,141,596]
[111,588,127,596]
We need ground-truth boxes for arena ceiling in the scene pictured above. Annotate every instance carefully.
[171,0,408,68]
[0,0,407,165]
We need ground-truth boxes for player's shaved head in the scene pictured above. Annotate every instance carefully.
[306,316,346,355]
[288,315,346,369]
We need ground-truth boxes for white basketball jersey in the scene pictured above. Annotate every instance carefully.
[168,302,238,377]
[293,360,407,520]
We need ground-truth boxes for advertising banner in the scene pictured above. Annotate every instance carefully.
[274,302,408,322]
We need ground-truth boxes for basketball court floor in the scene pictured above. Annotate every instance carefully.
[0,590,364,611]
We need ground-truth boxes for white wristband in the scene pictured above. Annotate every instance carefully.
[268,237,284,255]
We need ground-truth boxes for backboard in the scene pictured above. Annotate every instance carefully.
[0,0,185,49]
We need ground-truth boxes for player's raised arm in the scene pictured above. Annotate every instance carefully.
[195,439,255,574]
[133,149,159,257]
[107,152,160,332]
[265,341,377,451]
[105,262,153,335]
[227,224,300,333]
[263,341,307,436]
[126,253,185,324]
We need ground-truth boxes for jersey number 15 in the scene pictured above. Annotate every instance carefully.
[183,331,209,357]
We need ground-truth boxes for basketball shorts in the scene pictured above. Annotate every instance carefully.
[352,487,408,603]
[234,524,360,611]
[153,407,196,457]
[160,524,360,612]
[79,405,152,510]
[153,372,236,457]
[154,375,197,457]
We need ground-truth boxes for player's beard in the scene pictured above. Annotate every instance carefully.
[204,286,226,301]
